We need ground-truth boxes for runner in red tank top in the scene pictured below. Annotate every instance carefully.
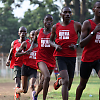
[6,26,28,100]
[75,1,100,100]
[30,30,43,87]
[15,30,38,100]
[49,6,81,100]
[27,14,56,100]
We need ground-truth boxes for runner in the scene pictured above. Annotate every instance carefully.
[75,1,100,100]
[6,26,28,100]
[49,6,81,100]
[15,30,38,100]
[28,14,56,100]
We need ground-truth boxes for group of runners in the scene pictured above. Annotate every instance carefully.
[6,1,100,100]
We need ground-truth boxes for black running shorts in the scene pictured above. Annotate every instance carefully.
[55,56,76,78]
[80,60,100,79]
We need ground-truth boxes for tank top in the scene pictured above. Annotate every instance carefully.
[53,20,78,57]
[81,19,100,62]
[10,39,23,69]
[37,28,56,69]
[23,41,38,69]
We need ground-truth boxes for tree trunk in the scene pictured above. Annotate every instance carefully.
[80,0,87,23]
[75,0,80,21]
[64,0,71,6]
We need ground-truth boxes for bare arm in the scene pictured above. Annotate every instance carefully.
[49,24,62,51]
[80,20,100,48]
[68,22,81,50]
[6,41,14,66]
[27,29,39,52]
[15,41,27,57]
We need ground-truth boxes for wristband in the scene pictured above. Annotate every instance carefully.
[90,31,94,35]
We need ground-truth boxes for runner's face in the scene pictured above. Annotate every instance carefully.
[18,27,27,38]
[93,2,100,17]
[30,31,35,40]
[61,7,72,21]
[44,15,53,28]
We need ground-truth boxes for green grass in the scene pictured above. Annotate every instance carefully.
[0,76,99,100]
[0,77,14,83]
[38,76,100,100]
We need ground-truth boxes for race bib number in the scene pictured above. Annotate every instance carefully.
[95,32,100,43]
[59,30,70,39]
[29,51,37,59]
[41,38,50,47]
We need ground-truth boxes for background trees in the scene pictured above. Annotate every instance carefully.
[0,0,98,52]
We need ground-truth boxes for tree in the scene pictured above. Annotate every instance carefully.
[0,3,20,52]
[63,0,97,23]
[21,0,60,33]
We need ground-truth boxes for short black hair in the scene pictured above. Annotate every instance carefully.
[44,14,52,18]
[19,26,27,32]
[93,1,100,8]
[61,6,71,12]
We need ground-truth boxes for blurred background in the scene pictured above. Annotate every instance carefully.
[0,0,97,78]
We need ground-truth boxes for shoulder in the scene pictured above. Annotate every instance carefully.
[21,41,27,47]
[11,40,16,48]
[82,20,91,29]
[74,21,81,27]
[35,29,41,35]
[52,24,56,30]
[74,21,81,33]
[82,20,90,26]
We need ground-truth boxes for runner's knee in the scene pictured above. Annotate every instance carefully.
[62,78,69,86]
[78,84,86,90]
[44,75,50,82]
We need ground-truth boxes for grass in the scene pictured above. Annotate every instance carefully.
[0,75,99,100]
[0,77,14,83]
[38,76,100,100]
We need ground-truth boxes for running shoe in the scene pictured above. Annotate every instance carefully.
[14,87,20,100]
[54,74,61,90]
[33,91,38,100]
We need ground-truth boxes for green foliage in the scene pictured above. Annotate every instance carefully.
[0,0,99,52]
[0,4,20,52]
[21,0,60,33]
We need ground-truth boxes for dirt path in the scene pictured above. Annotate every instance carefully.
[0,80,54,100]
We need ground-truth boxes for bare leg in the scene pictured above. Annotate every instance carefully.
[60,70,69,100]
[35,62,53,100]
[75,77,88,100]
[35,75,44,96]
[68,78,73,91]
[16,76,28,93]
[35,70,53,97]
[29,77,36,100]
[97,70,100,100]
[15,77,21,88]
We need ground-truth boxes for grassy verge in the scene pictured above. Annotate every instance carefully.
[38,76,100,100]
[0,77,14,83]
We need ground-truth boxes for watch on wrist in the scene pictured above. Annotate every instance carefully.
[90,31,94,35]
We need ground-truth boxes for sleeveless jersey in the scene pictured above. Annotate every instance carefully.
[23,41,38,69]
[53,20,78,57]
[81,19,100,62]
[10,39,23,69]
[37,28,56,70]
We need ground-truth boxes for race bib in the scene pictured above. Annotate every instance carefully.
[59,30,70,39]
[41,38,50,47]
[95,32,100,43]
[29,51,37,59]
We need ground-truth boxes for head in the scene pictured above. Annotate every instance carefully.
[92,1,100,17]
[18,26,27,39]
[43,14,53,28]
[60,6,72,21]
[29,30,35,41]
